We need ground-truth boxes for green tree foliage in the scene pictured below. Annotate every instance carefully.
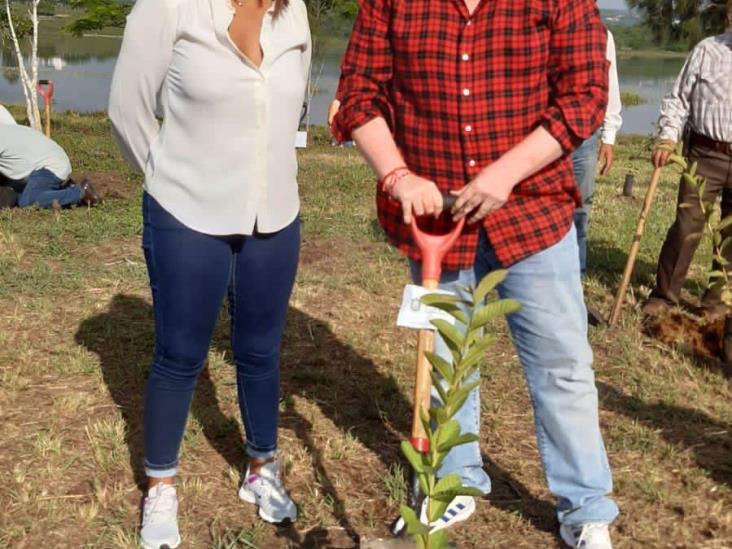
[626,0,731,49]
[0,8,32,42]
[65,0,130,36]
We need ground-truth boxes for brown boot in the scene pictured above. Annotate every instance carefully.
[79,179,102,206]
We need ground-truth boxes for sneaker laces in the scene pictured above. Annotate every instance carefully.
[143,484,177,525]
[577,523,609,547]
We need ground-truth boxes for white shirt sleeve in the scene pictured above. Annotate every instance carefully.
[601,31,622,146]
[108,0,178,173]
[657,44,702,143]
[0,105,17,126]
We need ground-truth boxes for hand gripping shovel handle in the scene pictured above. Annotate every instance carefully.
[409,195,465,453]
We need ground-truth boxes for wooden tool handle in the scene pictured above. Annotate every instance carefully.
[608,167,663,327]
[411,278,439,452]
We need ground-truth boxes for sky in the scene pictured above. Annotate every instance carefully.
[597,0,628,9]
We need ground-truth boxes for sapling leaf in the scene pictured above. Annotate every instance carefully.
[461,333,499,371]
[689,160,698,177]
[682,172,698,187]
[429,528,450,549]
[720,236,732,255]
[436,420,461,451]
[431,372,450,404]
[428,494,451,523]
[431,319,464,352]
[684,232,703,243]
[473,270,508,305]
[400,505,429,536]
[717,216,732,233]
[419,472,430,496]
[426,351,455,384]
[437,432,480,453]
[445,380,481,418]
[679,202,695,209]
[401,441,426,474]
[427,303,469,325]
[421,293,463,307]
[432,487,486,500]
[430,407,448,425]
[471,299,522,330]
[715,232,722,247]
[669,154,687,169]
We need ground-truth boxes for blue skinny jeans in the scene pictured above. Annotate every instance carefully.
[141,193,300,478]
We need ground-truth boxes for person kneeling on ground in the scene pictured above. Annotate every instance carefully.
[0,124,101,209]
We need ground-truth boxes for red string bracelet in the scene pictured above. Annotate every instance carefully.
[379,166,411,196]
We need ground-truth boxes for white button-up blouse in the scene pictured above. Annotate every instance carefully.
[109,0,311,235]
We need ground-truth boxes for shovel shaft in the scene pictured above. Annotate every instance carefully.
[411,277,439,452]
[609,167,662,327]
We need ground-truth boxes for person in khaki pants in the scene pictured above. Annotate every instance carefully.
[643,9,732,317]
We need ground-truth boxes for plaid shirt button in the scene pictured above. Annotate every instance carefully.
[462,53,470,61]
[464,125,472,133]
[468,160,476,167]
[462,88,470,96]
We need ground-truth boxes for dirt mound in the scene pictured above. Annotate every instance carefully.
[73,171,139,201]
[644,310,724,360]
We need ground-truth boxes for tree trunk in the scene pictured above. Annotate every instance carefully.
[4,0,42,131]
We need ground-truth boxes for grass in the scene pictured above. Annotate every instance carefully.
[0,110,731,548]
[620,91,647,107]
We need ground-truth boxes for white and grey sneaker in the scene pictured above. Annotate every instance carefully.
[239,459,297,524]
[421,495,476,533]
[560,523,613,549]
[140,483,181,549]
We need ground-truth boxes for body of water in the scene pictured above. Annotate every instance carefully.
[0,18,686,135]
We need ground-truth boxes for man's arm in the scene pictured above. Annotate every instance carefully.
[333,0,442,224]
[598,30,622,175]
[653,44,703,167]
[453,0,609,222]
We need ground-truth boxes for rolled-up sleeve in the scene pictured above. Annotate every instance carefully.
[541,0,609,153]
[332,0,393,142]
[108,0,178,173]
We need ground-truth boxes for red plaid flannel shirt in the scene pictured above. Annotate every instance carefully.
[333,0,609,270]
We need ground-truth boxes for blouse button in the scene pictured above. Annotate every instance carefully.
[462,53,470,61]
[462,88,470,96]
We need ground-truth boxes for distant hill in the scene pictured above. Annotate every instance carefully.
[601,9,642,27]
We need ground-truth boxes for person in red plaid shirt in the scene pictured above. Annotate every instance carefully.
[332,0,619,546]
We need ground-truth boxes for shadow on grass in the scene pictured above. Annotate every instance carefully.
[75,293,558,543]
[74,294,246,489]
[586,239,658,287]
[598,382,732,488]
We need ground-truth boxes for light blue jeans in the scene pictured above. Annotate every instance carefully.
[572,132,600,273]
[409,225,618,526]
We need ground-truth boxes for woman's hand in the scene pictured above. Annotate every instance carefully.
[327,99,341,127]
[391,174,444,224]
[451,174,516,224]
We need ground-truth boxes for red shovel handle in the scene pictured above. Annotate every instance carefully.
[410,196,466,283]
[37,80,55,105]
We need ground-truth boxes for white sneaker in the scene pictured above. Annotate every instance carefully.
[560,523,613,549]
[421,495,476,533]
[239,459,297,524]
[140,483,181,549]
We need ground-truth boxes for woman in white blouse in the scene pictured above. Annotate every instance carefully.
[108,0,310,545]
